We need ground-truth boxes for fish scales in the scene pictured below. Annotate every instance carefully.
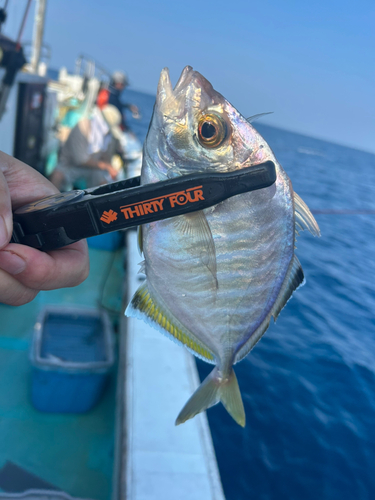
[146,175,292,352]
[126,66,320,427]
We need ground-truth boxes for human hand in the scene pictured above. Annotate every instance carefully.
[98,161,118,180]
[107,166,118,180]
[0,152,89,306]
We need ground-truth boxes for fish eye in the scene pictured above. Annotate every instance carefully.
[197,113,227,148]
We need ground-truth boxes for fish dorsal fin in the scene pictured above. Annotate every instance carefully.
[246,112,273,123]
[125,281,216,363]
[294,192,320,237]
[235,255,304,363]
[271,255,304,321]
[172,211,218,290]
[235,314,271,363]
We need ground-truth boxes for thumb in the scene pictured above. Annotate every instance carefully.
[0,168,12,249]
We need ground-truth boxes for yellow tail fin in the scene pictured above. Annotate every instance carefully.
[175,366,246,427]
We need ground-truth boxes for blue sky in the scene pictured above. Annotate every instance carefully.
[4,0,374,153]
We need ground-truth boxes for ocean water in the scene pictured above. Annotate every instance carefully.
[124,89,375,500]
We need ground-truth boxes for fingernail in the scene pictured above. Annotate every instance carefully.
[0,215,10,247]
[0,250,27,275]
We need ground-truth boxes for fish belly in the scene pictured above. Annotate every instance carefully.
[143,168,294,361]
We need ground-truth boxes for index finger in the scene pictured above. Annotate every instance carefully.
[0,151,58,210]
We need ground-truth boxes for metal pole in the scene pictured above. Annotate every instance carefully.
[16,0,33,51]
[30,0,48,73]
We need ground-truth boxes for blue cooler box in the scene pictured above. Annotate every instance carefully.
[87,231,123,251]
[30,306,115,413]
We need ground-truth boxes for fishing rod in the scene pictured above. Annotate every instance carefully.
[11,160,276,251]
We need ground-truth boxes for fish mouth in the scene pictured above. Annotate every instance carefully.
[156,67,173,105]
[156,66,214,107]
[156,66,193,106]
[173,65,194,92]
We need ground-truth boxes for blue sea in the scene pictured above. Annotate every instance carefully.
[124,88,375,500]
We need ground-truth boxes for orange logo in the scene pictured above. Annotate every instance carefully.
[120,186,204,220]
[100,209,118,224]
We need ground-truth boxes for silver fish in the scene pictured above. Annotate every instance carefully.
[126,66,320,427]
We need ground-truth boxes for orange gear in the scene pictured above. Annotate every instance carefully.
[97,88,110,109]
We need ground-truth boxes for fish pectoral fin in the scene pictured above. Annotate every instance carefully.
[294,192,320,237]
[125,281,215,363]
[172,211,218,289]
[176,366,245,427]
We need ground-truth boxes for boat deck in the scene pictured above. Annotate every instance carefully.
[0,247,124,500]
[0,234,226,500]
[114,231,225,500]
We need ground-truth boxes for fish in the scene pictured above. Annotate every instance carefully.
[126,66,320,427]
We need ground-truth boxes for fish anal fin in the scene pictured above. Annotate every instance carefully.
[294,192,320,237]
[125,281,215,363]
